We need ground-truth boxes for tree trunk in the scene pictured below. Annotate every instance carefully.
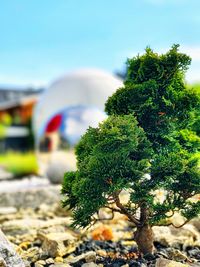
[134,224,154,255]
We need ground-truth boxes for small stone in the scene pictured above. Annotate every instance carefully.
[39,232,77,257]
[55,257,63,263]
[22,259,30,267]
[20,246,41,263]
[121,240,137,246]
[0,182,60,209]
[2,217,72,236]
[170,224,200,247]
[96,249,107,257]
[85,251,96,263]
[155,258,189,267]
[35,260,46,265]
[153,226,173,247]
[50,264,71,267]
[0,207,17,215]
[46,258,54,264]
[166,248,189,262]
[19,241,31,250]
[0,257,6,267]
[143,252,156,261]
[191,217,200,231]
[81,263,98,267]
[66,251,96,264]
[46,159,75,184]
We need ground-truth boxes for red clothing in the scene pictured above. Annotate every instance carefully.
[45,114,62,133]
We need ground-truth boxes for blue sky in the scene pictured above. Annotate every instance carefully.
[0,0,200,87]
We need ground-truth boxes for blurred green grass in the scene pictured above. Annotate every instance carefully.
[0,152,38,177]
[190,83,200,93]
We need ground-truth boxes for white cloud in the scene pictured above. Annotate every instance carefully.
[0,74,47,88]
[185,67,200,83]
[161,45,200,82]
[180,46,200,61]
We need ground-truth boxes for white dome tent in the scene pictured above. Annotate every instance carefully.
[34,68,122,140]
[33,68,123,180]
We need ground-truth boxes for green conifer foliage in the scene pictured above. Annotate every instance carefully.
[62,45,200,254]
[106,45,199,149]
[62,115,152,225]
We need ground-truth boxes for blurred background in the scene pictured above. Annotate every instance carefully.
[0,0,200,185]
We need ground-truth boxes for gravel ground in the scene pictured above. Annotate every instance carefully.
[0,176,200,267]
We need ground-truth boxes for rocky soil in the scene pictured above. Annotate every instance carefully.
[0,175,200,267]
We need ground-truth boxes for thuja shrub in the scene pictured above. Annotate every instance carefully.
[62,45,200,255]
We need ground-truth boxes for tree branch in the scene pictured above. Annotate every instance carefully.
[150,209,175,220]
[104,205,122,213]
[165,210,175,218]
[163,219,190,228]
[90,210,115,226]
[113,193,141,226]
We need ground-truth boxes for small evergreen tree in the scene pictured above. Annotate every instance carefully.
[62,45,200,254]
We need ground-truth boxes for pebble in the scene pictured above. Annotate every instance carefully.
[121,240,136,246]
[166,248,190,262]
[46,258,55,264]
[96,249,107,257]
[0,257,6,267]
[35,260,46,265]
[54,257,64,263]
[81,263,99,267]
[20,247,41,263]
[0,180,199,267]
[39,232,77,257]
[50,264,71,267]
[0,207,17,215]
[85,251,97,263]
[155,258,189,266]
[66,251,96,264]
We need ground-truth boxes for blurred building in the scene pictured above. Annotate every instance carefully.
[0,87,43,151]
[0,69,123,155]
